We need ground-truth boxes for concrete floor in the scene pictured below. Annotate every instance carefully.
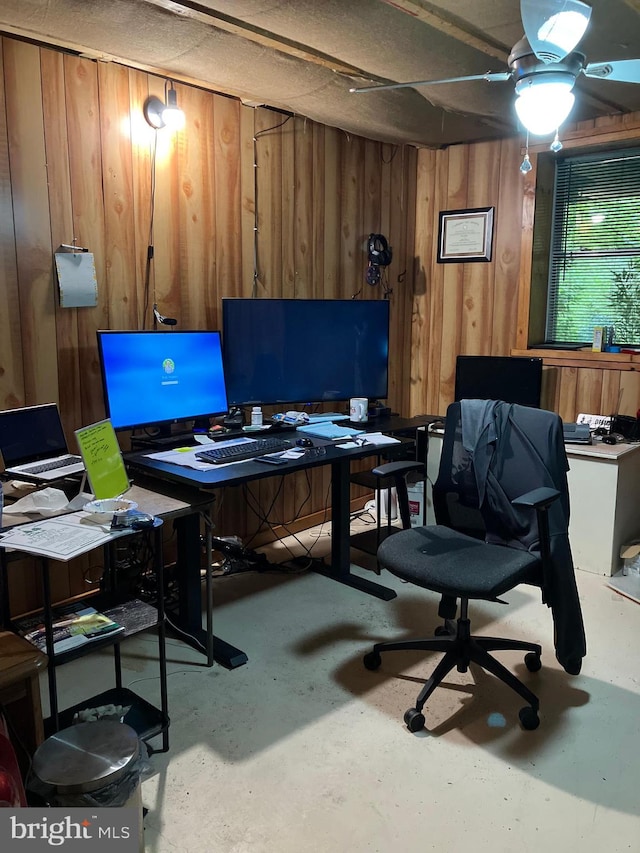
[48,514,640,853]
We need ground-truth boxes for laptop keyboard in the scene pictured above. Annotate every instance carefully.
[22,454,83,474]
[196,438,292,464]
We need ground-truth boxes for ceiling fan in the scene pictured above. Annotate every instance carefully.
[350,0,640,137]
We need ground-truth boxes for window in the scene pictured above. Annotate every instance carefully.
[546,147,640,346]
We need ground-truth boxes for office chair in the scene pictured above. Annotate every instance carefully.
[363,400,586,732]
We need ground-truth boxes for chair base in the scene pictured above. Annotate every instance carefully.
[364,609,542,732]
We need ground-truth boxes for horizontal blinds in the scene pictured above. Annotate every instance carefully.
[547,148,640,346]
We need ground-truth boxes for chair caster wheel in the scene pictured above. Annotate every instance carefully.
[363,651,382,671]
[524,652,542,672]
[519,706,540,730]
[434,624,450,637]
[404,708,425,732]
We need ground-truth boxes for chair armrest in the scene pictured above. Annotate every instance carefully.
[512,487,560,511]
[371,461,425,479]
[370,461,426,529]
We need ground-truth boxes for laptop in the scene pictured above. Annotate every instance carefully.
[0,403,85,482]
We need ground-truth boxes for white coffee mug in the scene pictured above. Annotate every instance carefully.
[350,397,368,423]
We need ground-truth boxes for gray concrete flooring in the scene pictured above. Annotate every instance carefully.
[47,515,640,852]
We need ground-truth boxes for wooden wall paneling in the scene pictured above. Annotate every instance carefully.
[576,367,604,417]
[147,77,181,331]
[556,366,579,422]
[212,94,242,330]
[239,105,257,299]
[281,117,296,298]
[600,369,622,420]
[339,135,365,297]
[3,40,58,408]
[322,126,341,301]
[491,137,523,356]
[99,62,138,331]
[293,115,314,298]
[176,84,215,330]
[310,123,325,300]
[415,147,443,417]
[41,49,87,602]
[618,370,640,417]
[128,70,154,332]
[254,108,285,297]
[436,144,469,413]
[0,39,25,410]
[64,54,107,428]
[460,141,499,355]
[515,153,537,350]
[383,144,406,415]
[401,145,418,417]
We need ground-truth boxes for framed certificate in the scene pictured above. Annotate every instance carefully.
[437,207,494,263]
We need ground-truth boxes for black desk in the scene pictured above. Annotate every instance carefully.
[126,430,415,668]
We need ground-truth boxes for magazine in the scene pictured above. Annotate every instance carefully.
[17,604,124,655]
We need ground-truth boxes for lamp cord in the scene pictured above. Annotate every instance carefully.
[143,130,158,329]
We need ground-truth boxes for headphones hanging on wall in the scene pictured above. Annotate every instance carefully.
[367,233,393,267]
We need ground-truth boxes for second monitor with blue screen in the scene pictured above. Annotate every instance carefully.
[96,329,228,432]
[222,298,390,407]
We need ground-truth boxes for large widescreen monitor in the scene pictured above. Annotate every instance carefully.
[454,355,543,408]
[96,329,229,431]
[222,298,390,407]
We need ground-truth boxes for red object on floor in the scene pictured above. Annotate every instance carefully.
[0,714,27,807]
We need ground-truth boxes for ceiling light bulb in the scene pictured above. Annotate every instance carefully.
[515,81,575,135]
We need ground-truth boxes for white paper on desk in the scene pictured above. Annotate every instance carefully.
[0,514,127,561]
[54,252,98,307]
[334,432,401,449]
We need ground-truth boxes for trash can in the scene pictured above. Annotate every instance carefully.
[29,720,144,851]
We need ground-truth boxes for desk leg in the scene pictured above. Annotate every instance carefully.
[312,458,396,601]
[40,558,59,733]
[171,512,247,669]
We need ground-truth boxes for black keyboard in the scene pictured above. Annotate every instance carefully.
[195,438,292,464]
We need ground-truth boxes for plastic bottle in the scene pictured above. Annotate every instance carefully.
[251,406,263,427]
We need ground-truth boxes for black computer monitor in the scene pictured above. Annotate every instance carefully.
[454,355,543,408]
[96,329,229,431]
[222,298,390,407]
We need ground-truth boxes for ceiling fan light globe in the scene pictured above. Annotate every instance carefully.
[521,0,591,63]
[515,83,575,135]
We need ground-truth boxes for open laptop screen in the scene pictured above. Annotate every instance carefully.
[0,404,69,467]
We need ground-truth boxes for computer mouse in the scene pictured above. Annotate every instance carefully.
[296,437,314,448]
[602,434,617,445]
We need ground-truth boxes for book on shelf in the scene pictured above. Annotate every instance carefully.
[16,603,125,655]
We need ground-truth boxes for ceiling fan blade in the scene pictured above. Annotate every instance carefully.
[583,59,640,84]
[349,71,510,94]
[521,0,591,64]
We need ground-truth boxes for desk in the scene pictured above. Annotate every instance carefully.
[126,436,412,665]
[422,427,640,576]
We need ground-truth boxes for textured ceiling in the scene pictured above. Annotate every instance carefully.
[2,0,640,147]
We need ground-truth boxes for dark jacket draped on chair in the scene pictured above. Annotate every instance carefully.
[459,400,586,675]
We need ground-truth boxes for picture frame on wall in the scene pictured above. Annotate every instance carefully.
[437,206,494,263]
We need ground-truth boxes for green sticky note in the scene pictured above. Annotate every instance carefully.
[75,419,129,499]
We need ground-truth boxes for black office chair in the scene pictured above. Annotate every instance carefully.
[363,401,586,732]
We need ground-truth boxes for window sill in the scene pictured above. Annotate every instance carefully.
[511,348,640,371]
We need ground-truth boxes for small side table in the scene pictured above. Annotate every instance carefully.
[0,630,48,767]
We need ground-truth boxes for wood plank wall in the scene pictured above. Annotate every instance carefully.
[0,37,416,612]
[2,34,640,612]
[411,111,640,423]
